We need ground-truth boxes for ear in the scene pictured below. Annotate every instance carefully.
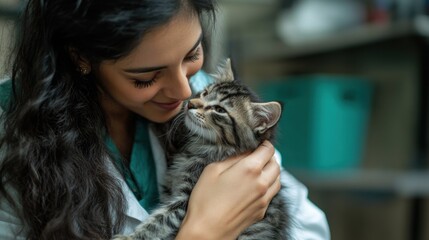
[211,58,235,82]
[251,101,282,134]
[68,47,92,75]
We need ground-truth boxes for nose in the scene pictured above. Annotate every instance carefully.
[187,98,204,109]
[164,67,192,100]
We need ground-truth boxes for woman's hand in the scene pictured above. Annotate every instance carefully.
[176,140,281,240]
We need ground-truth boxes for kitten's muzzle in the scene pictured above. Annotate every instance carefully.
[187,99,204,110]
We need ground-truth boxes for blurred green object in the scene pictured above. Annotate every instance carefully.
[258,75,373,171]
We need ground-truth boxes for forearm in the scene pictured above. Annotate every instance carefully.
[176,213,235,240]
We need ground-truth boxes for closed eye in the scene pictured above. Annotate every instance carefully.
[185,46,201,63]
[129,72,159,89]
[133,78,156,89]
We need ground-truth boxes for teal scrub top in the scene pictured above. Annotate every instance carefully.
[105,118,160,213]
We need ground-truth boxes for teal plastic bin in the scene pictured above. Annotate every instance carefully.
[258,75,373,170]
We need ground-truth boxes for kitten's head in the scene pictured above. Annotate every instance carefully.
[183,59,282,151]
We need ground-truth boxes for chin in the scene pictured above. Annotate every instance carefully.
[139,104,183,123]
[144,111,180,124]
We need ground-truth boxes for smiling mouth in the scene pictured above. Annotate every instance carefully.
[153,100,182,110]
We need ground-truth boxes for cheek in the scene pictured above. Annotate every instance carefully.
[129,86,160,103]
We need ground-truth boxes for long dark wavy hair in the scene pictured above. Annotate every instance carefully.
[0,0,216,239]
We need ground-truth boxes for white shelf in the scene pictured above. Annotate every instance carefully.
[291,169,429,197]
[242,15,429,60]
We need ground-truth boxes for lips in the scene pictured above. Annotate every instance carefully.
[152,100,182,111]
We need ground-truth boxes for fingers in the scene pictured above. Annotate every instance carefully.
[263,156,281,188]
[262,175,281,213]
[208,152,251,173]
[267,175,281,201]
[260,160,281,210]
[207,140,275,179]
[253,174,281,222]
[243,140,275,169]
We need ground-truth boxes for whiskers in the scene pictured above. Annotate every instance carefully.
[159,109,216,151]
[167,111,186,138]
[186,114,214,146]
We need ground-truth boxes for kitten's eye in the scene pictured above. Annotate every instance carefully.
[214,106,226,113]
[201,90,208,97]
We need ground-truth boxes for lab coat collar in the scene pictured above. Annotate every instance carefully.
[108,125,167,222]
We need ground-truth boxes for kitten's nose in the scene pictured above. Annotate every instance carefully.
[187,99,203,109]
[187,101,195,109]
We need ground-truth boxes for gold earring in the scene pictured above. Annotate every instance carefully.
[78,65,90,75]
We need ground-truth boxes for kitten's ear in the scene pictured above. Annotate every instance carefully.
[211,58,235,82]
[251,101,282,134]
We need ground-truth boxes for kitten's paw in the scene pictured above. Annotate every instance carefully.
[111,235,133,240]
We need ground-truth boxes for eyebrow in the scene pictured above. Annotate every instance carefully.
[123,32,203,74]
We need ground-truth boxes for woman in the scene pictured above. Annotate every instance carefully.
[0,0,330,239]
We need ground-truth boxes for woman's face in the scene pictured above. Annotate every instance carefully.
[95,11,204,123]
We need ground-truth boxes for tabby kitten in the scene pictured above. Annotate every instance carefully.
[113,59,289,240]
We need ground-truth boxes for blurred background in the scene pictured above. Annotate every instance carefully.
[214,1,429,239]
[2,0,429,239]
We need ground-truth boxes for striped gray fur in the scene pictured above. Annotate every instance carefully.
[112,59,289,240]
